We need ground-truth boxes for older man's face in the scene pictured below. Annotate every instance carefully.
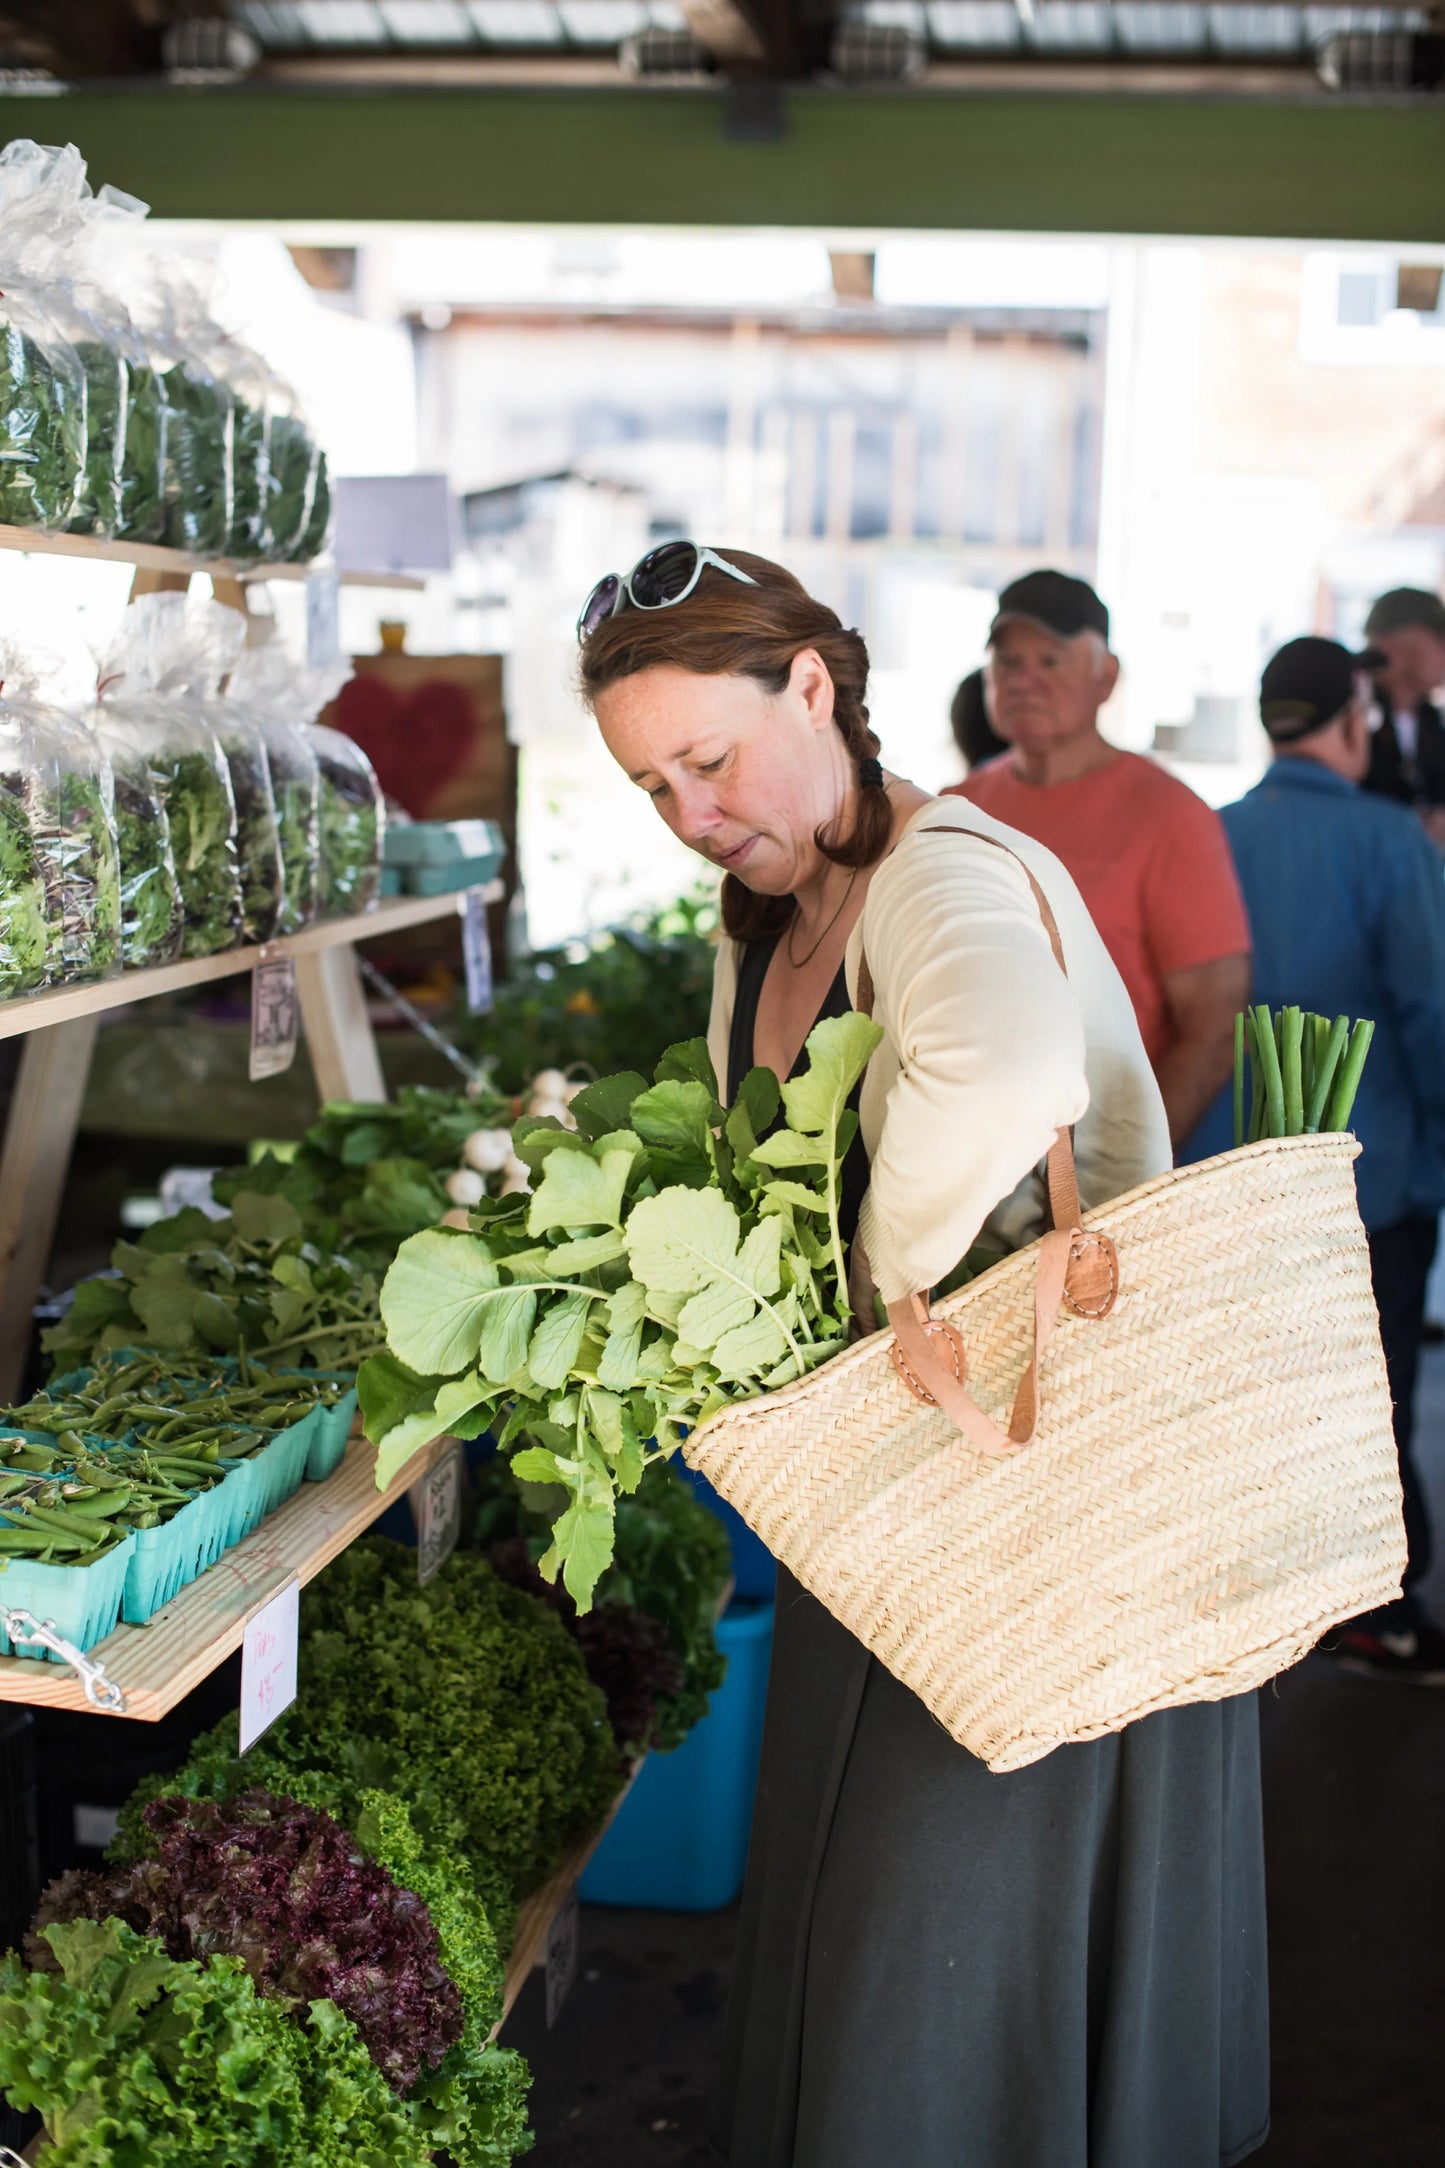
[985,618,1116,756]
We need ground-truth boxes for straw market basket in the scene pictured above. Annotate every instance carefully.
[683,1132,1403,1775]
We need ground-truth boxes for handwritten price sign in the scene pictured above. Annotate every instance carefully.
[239,1579,300,1753]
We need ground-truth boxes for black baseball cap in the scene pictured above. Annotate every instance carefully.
[1364,587,1445,640]
[989,570,1110,647]
[1259,636,1385,743]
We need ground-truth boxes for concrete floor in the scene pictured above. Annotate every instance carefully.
[508,1351,1445,2168]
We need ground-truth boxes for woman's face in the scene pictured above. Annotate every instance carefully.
[594,650,846,896]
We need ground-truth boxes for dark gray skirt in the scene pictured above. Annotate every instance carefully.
[718,1570,1270,2168]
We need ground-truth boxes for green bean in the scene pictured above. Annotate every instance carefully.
[1280,1007,1305,1136]
[12,1501,127,1543]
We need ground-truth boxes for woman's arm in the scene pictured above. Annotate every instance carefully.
[856,831,1090,1306]
[707,936,738,1102]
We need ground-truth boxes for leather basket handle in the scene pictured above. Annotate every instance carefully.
[859,825,1118,1453]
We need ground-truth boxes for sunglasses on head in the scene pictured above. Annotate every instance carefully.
[577,541,757,645]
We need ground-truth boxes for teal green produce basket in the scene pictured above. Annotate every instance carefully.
[579,1597,774,1912]
[121,1486,214,1626]
[0,1531,136,1661]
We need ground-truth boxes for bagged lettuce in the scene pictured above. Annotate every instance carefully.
[308,715,384,919]
[0,141,88,532]
[228,643,344,934]
[0,646,121,995]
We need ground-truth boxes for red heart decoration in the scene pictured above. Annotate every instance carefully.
[333,674,474,816]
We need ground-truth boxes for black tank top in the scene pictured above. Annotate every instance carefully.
[726,935,871,1253]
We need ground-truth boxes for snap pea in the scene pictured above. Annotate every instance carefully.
[14,1501,127,1543]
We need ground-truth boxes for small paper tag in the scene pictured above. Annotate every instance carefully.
[461,889,493,1017]
[412,1439,461,1587]
[250,954,299,1082]
[544,1883,579,2030]
[239,1579,300,1753]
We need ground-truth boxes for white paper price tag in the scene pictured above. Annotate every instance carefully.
[460,889,493,1016]
[545,1883,579,2030]
[412,1440,462,1588]
[239,1579,299,1753]
[250,953,299,1081]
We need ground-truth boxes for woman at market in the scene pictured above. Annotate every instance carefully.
[578,541,1269,2168]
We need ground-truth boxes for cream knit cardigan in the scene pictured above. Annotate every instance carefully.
[707,795,1171,1305]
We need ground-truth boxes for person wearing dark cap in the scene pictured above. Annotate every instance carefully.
[948,569,1251,1147]
[1186,634,1445,1681]
[1361,586,1445,826]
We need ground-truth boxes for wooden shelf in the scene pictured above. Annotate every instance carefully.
[0,521,426,590]
[0,885,502,1045]
[0,1432,450,1722]
[495,1763,644,2035]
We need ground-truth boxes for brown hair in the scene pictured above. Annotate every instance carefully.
[577,548,887,941]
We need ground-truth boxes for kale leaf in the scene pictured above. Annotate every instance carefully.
[66,338,126,538]
[115,355,167,544]
[0,315,85,531]
[160,360,233,555]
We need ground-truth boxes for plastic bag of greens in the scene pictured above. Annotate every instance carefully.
[216,707,284,942]
[218,338,274,561]
[306,716,384,919]
[68,181,168,544]
[288,445,331,562]
[0,143,88,533]
[227,643,339,934]
[0,647,121,994]
[96,594,244,958]
[138,267,234,557]
[88,682,184,971]
[262,386,319,560]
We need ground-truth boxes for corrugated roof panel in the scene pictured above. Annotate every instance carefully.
[294,1,391,41]
[555,0,650,41]
[1113,4,1208,49]
[1206,6,1304,49]
[465,0,564,40]
[377,0,477,36]
[926,2,1023,49]
[1029,3,1116,48]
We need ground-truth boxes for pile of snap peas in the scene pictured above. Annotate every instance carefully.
[0,1432,229,1564]
[0,1355,351,1569]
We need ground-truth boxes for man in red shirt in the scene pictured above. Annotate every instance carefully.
[948,571,1251,1148]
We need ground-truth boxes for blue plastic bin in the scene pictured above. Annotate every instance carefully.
[677,1462,776,1599]
[580,1595,774,1912]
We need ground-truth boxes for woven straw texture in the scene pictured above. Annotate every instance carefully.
[684,1133,1404,1774]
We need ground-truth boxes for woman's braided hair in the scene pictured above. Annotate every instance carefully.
[577,549,889,940]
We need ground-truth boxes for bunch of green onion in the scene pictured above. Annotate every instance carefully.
[1233,1005,1374,1147]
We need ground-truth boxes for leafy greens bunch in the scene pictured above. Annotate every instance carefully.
[31,1790,464,2096]
[217,719,285,943]
[475,1456,731,1754]
[363,1017,881,1608]
[0,765,54,995]
[159,359,233,556]
[288,446,331,560]
[106,745,184,968]
[66,338,126,538]
[0,315,85,531]
[310,720,384,917]
[40,1187,381,1374]
[266,409,319,557]
[0,1916,432,2168]
[115,354,167,543]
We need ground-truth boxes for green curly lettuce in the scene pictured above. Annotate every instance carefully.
[67,339,127,539]
[0,1916,431,2168]
[160,360,232,556]
[0,315,85,531]
[44,768,121,985]
[274,772,320,932]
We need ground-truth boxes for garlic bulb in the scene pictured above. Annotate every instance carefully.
[445,1167,487,1208]
[499,1156,532,1196]
[462,1127,513,1174]
[530,1067,568,1100]
[528,1095,572,1127]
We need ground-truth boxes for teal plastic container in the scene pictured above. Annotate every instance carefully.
[384,817,504,869]
[579,1597,775,1912]
[0,1531,136,1660]
[121,1487,213,1626]
[303,1388,357,1481]
[405,854,503,897]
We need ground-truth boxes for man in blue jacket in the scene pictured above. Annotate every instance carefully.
[1189,635,1445,1680]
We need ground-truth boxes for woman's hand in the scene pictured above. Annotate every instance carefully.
[848,1238,881,1342]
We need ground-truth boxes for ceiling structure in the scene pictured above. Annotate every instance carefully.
[0,0,1439,86]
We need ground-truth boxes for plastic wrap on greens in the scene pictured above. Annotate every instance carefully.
[218,722,284,943]
[0,316,86,531]
[46,768,122,983]
[151,741,243,957]
[227,394,268,560]
[109,750,183,968]
[265,409,317,559]
[289,447,331,562]
[67,339,127,538]
[310,724,383,918]
[160,360,233,556]
[0,771,54,996]
[274,772,320,933]
[116,356,166,544]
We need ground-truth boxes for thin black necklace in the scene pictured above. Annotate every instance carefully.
[785,865,859,970]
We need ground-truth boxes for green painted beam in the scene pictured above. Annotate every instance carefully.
[0,85,1441,241]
